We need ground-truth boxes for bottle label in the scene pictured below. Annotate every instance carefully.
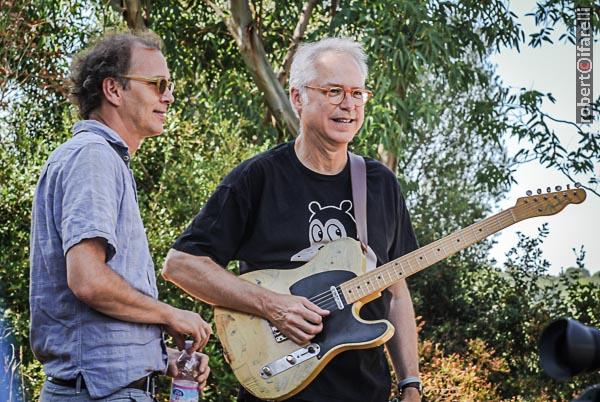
[169,382,198,402]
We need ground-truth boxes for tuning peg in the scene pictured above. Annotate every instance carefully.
[537,188,542,194]
[575,182,582,188]
[555,185,562,191]
[526,190,533,196]
[567,184,571,190]
[546,187,551,193]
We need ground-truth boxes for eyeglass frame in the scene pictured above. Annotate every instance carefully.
[304,85,373,106]
[120,75,175,94]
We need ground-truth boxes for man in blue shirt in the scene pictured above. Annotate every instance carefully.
[30,31,211,401]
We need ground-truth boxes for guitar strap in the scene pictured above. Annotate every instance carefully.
[349,152,368,254]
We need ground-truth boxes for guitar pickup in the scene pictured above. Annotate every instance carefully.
[259,343,320,379]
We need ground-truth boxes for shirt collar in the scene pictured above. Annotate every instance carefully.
[73,120,132,166]
[72,120,129,151]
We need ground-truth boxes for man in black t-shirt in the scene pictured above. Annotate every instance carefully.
[163,37,421,402]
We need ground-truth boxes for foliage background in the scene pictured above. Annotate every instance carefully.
[1,0,599,401]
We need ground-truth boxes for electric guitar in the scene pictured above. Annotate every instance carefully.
[214,186,586,401]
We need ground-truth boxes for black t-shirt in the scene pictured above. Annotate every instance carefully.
[173,141,418,402]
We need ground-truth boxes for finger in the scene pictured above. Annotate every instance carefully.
[291,316,322,336]
[284,326,313,345]
[188,335,201,353]
[300,307,325,325]
[189,321,208,352]
[171,333,185,350]
[198,354,209,373]
[198,375,208,396]
[303,299,330,317]
[203,323,213,344]
[280,326,303,345]
[166,356,179,378]
[197,366,210,385]
[196,326,210,350]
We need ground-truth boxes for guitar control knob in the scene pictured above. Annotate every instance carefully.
[261,366,272,377]
[286,355,297,364]
[307,346,316,354]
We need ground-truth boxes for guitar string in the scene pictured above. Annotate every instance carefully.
[303,194,577,310]
[309,210,516,309]
[308,285,341,303]
[341,198,560,295]
[304,213,514,308]
[319,301,339,311]
[309,285,343,307]
[309,211,515,309]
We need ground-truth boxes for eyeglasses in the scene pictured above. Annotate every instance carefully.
[305,85,373,106]
[120,75,175,94]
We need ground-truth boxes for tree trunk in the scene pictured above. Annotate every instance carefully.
[109,0,148,31]
[226,0,299,136]
[378,144,398,174]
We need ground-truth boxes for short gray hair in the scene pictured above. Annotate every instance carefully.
[289,37,368,105]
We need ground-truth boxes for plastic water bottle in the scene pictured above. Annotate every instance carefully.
[169,340,200,402]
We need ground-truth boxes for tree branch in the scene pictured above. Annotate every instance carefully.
[538,110,586,131]
[207,0,299,136]
[276,0,319,85]
[108,0,148,31]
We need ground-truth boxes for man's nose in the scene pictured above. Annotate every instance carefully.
[338,90,358,110]
[162,88,175,104]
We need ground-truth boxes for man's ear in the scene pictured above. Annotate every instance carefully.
[102,77,124,107]
[290,87,303,117]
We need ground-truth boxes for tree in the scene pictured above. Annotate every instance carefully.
[1,1,599,400]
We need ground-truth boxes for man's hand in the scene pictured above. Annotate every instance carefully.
[164,307,212,352]
[265,293,329,345]
[166,347,210,391]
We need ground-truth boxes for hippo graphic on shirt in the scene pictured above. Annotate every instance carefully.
[291,200,377,270]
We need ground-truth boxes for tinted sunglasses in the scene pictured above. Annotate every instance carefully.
[120,75,175,94]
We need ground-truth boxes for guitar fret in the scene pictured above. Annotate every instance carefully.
[469,225,478,243]
[366,277,374,292]
[417,254,424,268]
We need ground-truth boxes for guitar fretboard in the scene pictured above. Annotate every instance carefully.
[340,208,517,304]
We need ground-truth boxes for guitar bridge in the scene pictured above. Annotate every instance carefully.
[260,343,320,378]
[268,322,288,343]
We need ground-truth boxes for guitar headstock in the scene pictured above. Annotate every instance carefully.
[513,184,587,221]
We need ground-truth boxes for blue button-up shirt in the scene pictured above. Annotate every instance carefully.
[29,120,168,398]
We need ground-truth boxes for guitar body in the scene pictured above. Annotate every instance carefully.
[214,238,395,401]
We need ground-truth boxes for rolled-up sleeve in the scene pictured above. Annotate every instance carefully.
[59,143,121,261]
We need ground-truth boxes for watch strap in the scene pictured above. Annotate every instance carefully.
[398,376,422,395]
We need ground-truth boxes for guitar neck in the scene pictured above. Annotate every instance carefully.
[340,208,518,304]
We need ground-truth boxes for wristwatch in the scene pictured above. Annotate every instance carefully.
[398,376,422,399]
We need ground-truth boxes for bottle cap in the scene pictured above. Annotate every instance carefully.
[184,340,194,351]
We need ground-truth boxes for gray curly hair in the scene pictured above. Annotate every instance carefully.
[69,31,163,119]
